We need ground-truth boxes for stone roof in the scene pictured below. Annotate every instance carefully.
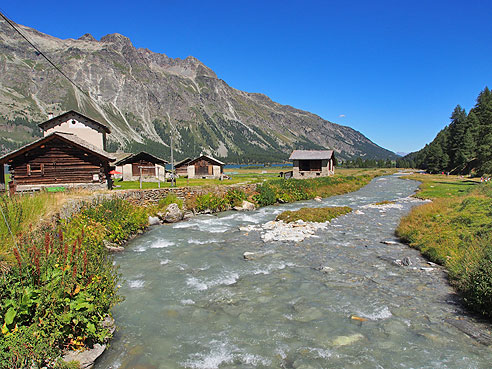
[289,150,334,160]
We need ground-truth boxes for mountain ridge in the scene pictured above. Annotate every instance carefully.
[0,20,397,162]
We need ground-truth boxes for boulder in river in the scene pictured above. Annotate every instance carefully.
[62,343,106,369]
[158,203,184,223]
[234,200,256,211]
[331,333,364,346]
[243,251,260,260]
[148,216,161,226]
[314,196,322,202]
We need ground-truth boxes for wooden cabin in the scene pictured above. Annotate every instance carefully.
[0,132,115,192]
[174,158,192,177]
[114,152,168,181]
[38,110,111,151]
[186,155,225,179]
[289,150,336,179]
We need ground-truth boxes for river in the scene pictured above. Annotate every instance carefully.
[95,174,492,369]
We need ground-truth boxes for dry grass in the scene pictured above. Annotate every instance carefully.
[276,206,352,223]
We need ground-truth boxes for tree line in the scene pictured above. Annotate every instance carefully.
[401,87,492,175]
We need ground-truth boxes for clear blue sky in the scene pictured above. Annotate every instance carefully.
[2,0,491,154]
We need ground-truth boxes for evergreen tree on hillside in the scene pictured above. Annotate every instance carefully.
[404,87,490,175]
[474,87,492,174]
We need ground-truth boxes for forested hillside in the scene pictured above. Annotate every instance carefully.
[400,87,492,175]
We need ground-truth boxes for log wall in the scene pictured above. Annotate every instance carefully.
[9,139,109,185]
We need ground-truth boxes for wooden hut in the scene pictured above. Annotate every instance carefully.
[0,132,115,192]
[174,158,192,177]
[289,150,336,179]
[114,152,168,181]
[186,155,225,179]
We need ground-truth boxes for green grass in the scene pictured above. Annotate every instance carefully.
[276,206,352,223]
[397,175,492,318]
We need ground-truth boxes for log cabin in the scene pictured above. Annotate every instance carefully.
[186,155,225,179]
[289,150,336,179]
[114,152,168,181]
[0,132,115,192]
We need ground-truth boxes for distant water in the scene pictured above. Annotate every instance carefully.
[224,164,293,169]
[96,175,492,369]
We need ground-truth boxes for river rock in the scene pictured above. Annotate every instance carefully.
[148,215,161,226]
[401,256,412,266]
[159,203,184,223]
[234,200,256,211]
[62,343,106,369]
[243,251,262,260]
[381,240,399,245]
[331,333,364,346]
[314,196,322,202]
[103,239,124,252]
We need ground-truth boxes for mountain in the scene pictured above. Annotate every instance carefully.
[0,19,397,162]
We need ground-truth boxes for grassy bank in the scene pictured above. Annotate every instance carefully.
[396,174,492,318]
[0,197,148,368]
[276,206,352,223]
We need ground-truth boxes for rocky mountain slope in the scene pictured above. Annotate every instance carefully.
[0,19,397,162]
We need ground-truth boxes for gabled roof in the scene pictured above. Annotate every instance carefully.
[189,154,225,166]
[38,110,111,134]
[0,132,116,164]
[114,151,168,166]
[174,157,192,168]
[289,150,335,160]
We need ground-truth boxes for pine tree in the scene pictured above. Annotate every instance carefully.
[474,87,492,174]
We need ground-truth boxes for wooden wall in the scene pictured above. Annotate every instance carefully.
[9,139,109,185]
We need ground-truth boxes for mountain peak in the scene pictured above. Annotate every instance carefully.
[100,33,133,46]
[78,33,96,42]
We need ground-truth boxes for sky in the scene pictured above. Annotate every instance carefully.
[1,0,491,154]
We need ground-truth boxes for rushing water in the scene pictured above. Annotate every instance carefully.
[96,175,492,369]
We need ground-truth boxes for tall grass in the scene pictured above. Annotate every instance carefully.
[0,193,61,259]
[397,177,492,317]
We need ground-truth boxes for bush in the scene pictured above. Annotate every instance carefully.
[224,189,246,207]
[0,227,120,360]
[158,194,184,210]
[194,193,229,213]
[254,183,276,206]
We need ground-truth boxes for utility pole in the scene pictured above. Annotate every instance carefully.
[169,120,176,187]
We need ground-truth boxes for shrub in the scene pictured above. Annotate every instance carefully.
[253,183,276,206]
[158,194,184,210]
[224,189,246,207]
[194,193,229,213]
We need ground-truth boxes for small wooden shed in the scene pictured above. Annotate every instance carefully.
[289,150,336,179]
[186,155,225,179]
[114,152,168,182]
[174,158,192,177]
[0,132,116,192]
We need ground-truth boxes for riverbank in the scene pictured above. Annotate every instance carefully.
[0,168,394,367]
[396,174,492,318]
[95,173,492,368]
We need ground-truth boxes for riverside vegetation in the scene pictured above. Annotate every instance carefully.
[0,168,393,367]
[397,174,492,318]
[276,206,352,223]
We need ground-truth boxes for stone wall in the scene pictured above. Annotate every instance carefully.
[58,183,258,220]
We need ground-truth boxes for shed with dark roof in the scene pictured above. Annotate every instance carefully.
[289,150,336,179]
[114,152,168,181]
